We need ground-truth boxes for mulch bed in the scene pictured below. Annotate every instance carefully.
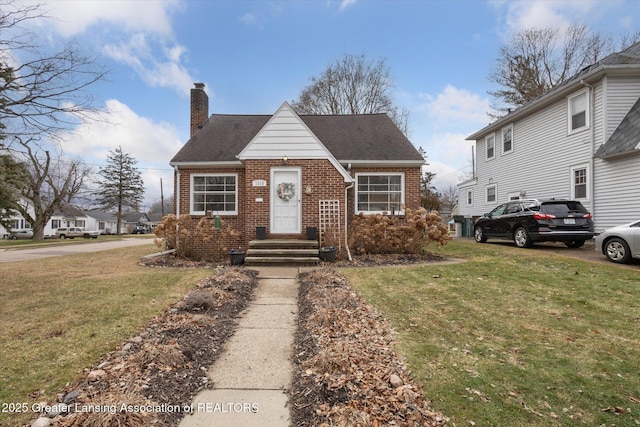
[28,267,258,427]
[291,268,448,426]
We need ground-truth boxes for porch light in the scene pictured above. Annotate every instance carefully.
[282,156,288,163]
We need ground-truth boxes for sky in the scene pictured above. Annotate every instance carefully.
[12,0,640,210]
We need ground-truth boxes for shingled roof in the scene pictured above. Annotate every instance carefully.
[595,96,640,159]
[170,112,423,164]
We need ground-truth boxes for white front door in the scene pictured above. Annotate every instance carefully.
[271,168,301,234]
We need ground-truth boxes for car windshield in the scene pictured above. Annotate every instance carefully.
[541,202,588,215]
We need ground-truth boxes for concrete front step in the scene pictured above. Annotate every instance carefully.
[249,239,318,248]
[248,248,319,257]
[245,256,319,266]
[245,239,320,266]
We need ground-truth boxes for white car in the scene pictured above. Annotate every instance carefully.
[594,220,640,264]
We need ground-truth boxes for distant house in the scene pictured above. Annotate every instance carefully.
[169,84,424,259]
[85,210,122,235]
[459,42,640,232]
[123,212,152,232]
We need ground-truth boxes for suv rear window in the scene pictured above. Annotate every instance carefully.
[540,201,588,215]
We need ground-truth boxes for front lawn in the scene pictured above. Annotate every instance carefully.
[342,239,640,426]
[0,245,211,426]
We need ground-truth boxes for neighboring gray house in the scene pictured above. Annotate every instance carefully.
[85,210,123,235]
[123,212,152,232]
[459,42,640,232]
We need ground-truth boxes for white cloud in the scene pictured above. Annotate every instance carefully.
[60,99,182,207]
[62,99,183,164]
[37,0,182,37]
[103,34,194,95]
[340,0,357,11]
[491,0,603,36]
[420,85,492,125]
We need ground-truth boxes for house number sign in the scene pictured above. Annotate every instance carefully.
[252,179,267,187]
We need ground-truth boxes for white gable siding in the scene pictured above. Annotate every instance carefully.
[239,104,331,159]
[592,75,640,230]
[604,76,640,140]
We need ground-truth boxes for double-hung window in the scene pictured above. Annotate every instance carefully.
[571,165,588,200]
[486,134,495,160]
[568,90,589,133]
[502,125,513,154]
[356,173,404,214]
[486,184,497,204]
[191,174,238,215]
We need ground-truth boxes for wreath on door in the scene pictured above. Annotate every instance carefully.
[277,182,295,201]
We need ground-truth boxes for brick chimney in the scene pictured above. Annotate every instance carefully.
[190,83,209,137]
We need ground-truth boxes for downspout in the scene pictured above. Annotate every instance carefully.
[580,79,596,223]
[173,165,181,250]
[344,180,354,261]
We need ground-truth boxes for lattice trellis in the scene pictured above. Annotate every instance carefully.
[319,200,341,250]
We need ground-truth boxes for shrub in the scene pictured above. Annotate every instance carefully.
[154,214,241,260]
[348,207,450,255]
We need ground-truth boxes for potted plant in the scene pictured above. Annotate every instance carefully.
[319,246,336,262]
[229,248,245,265]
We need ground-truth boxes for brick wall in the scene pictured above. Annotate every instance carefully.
[172,163,422,260]
[244,159,346,248]
[174,167,245,260]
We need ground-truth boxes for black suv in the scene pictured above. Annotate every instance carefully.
[474,199,594,248]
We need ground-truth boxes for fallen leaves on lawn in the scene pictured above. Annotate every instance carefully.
[291,268,448,426]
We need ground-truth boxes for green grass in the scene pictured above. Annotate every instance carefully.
[342,239,640,426]
[0,245,211,426]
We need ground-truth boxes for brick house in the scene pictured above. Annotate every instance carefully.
[169,83,424,261]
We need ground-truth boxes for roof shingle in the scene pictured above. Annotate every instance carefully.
[170,112,423,164]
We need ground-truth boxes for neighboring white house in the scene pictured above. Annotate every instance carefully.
[459,41,640,232]
[84,210,125,235]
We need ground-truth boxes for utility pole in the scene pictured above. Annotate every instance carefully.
[160,178,165,216]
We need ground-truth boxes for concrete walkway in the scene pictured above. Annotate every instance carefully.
[179,266,300,427]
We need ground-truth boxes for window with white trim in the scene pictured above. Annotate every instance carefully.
[467,189,473,206]
[486,184,497,204]
[191,174,238,215]
[568,90,589,133]
[76,220,85,227]
[571,165,588,200]
[51,219,61,229]
[356,173,404,214]
[502,125,513,154]
[486,134,495,160]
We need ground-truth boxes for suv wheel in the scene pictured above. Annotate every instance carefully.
[474,226,487,243]
[604,238,631,264]
[565,241,585,248]
[514,227,532,248]
[59,234,66,239]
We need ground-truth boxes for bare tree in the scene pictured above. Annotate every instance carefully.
[489,25,640,116]
[291,53,410,136]
[0,2,105,238]
[0,1,107,143]
[5,137,92,239]
[438,185,459,211]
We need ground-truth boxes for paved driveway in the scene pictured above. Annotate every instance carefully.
[0,238,155,263]
[473,239,640,268]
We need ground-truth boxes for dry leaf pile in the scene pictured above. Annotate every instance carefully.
[291,268,449,427]
[28,267,258,427]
